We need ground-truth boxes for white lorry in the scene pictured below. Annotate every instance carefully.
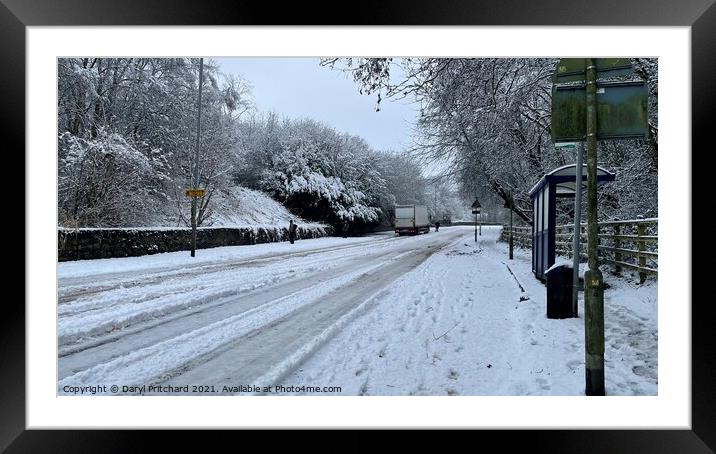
[394,204,430,235]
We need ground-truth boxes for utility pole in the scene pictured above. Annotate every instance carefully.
[572,143,584,316]
[190,58,204,258]
[584,58,605,396]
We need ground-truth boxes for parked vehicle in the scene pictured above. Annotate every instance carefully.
[394,205,430,235]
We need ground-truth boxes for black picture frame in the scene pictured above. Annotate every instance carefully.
[4,0,712,450]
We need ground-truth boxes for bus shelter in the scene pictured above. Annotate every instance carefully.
[528,164,615,281]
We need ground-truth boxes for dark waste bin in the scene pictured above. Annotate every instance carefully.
[546,264,575,319]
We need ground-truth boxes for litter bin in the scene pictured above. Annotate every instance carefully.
[545,264,575,319]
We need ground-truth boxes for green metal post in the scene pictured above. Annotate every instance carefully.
[584,58,605,396]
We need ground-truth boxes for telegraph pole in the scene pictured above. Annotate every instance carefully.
[584,58,605,395]
[190,58,204,257]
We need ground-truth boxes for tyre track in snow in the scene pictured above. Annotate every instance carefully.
[59,244,418,377]
[59,263,386,390]
[58,230,466,389]
[157,230,467,393]
[58,233,400,303]
[58,234,419,345]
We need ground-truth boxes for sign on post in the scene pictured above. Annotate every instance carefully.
[185,188,206,198]
[552,58,634,84]
[551,81,648,142]
[471,209,480,214]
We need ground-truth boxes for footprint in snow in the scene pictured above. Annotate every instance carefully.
[536,377,551,391]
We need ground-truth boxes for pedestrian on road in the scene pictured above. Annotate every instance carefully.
[342,220,349,238]
[288,219,297,244]
[435,221,440,232]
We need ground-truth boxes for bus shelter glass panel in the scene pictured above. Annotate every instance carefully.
[528,164,615,282]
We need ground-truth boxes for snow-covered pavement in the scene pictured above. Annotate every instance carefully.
[283,227,658,396]
[58,226,657,396]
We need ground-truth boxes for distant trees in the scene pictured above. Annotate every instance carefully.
[232,116,427,229]
[424,179,465,222]
[58,58,429,229]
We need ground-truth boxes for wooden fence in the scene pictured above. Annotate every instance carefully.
[500,218,658,282]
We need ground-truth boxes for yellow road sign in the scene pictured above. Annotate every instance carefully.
[185,188,206,198]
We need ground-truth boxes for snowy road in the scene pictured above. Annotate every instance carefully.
[58,228,467,393]
[58,226,657,396]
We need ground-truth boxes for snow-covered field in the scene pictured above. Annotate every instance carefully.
[58,226,656,396]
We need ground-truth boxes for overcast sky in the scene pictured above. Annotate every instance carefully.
[214,58,418,152]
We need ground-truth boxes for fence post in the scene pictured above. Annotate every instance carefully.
[637,223,646,284]
[582,223,587,261]
[613,223,621,275]
[508,197,514,260]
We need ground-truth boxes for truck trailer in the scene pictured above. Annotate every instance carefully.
[394,204,430,235]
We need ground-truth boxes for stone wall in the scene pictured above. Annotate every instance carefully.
[58,226,332,261]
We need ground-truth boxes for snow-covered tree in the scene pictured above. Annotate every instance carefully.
[323,57,659,223]
[58,58,253,227]
[58,129,162,227]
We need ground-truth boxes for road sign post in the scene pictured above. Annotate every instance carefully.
[471,199,481,242]
[551,57,647,396]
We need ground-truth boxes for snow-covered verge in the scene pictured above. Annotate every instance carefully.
[281,227,657,395]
